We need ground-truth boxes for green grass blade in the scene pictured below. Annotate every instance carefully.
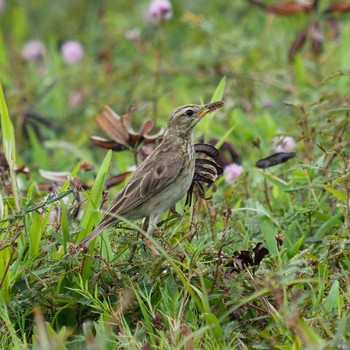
[0,83,20,210]
[79,150,112,281]
[211,76,226,102]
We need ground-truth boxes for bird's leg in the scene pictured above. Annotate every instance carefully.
[169,206,182,218]
[142,216,150,232]
[128,217,151,261]
[142,214,160,255]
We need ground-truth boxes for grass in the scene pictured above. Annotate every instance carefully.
[1,0,350,349]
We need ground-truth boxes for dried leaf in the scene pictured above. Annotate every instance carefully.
[252,242,269,265]
[120,104,137,135]
[39,170,71,183]
[325,2,350,13]
[94,105,163,149]
[226,242,269,274]
[90,136,127,151]
[181,324,194,350]
[288,26,309,61]
[139,120,155,137]
[249,0,312,16]
[310,21,323,55]
[143,128,164,143]
[95,106,130,146]
[105,172,132,189]
[39,169,87,188]
[0,150,9,171]
[326,17,340,41]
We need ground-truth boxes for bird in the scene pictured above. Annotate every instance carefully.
[76,101,224,251]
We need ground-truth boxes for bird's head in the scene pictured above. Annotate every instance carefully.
[166,101,224,137]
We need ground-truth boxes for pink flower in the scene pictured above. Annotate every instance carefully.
[125,28,141,41]
[0,0,5,13]
[68,90,85,107]
[61,40,84,64]
[272,136,296,153]
[21,40,46,61]
[224,163,244,185]
[48,197,69,223]
[146,0,173,22]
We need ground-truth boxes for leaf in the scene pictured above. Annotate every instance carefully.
[0,84,20,211]
[0,244,11,303]
[314,211,343,238]
[78,151,112,281]
[60,199,70,253]
[259,218,279,255]
[287,236,304,259]
[322,106,350,119]
[323,186,346,202]
[0,32,9,85]
[324,280,339,314]
[289,26,309,61]
[211,76,226,102]
[28,211,50,259]
[0,85,15,163]
[255,169,290,191]
[204,312,224,339]
[0,193,4,219]
[214,122,236,149]
[28,127,49,169]
[95,106,129,145]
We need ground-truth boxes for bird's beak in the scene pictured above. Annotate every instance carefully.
[197,100,224,118]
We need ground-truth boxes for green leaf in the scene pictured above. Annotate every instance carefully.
[0,245,11,303]
[60,199,69,253]
[28,127,49,169]
[323,186,346,202]
[287,236,304,259]
[0,84,20,210]
[324,280,339,314]
[0,192,4,219]
[28,210,50,259]
[0,32,9,85]
[259,218,278,255]
[79,151,112,281]
[211,76,226,102]
[215,121,236,149]
[322,106,350,119]
[314,211,343,238]
[204,312,224,341]
[255,169,290,191]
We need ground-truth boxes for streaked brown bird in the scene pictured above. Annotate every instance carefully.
[76,101,224,251]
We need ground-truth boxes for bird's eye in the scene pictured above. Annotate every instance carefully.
[186,109,194,116]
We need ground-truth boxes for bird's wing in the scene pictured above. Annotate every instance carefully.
[103,151,184,220]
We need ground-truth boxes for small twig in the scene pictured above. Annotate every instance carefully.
[246,268,283,324]
[0,189,73,223]
[263,173,272,212]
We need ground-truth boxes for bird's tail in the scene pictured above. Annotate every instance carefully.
[75,223,106,249]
